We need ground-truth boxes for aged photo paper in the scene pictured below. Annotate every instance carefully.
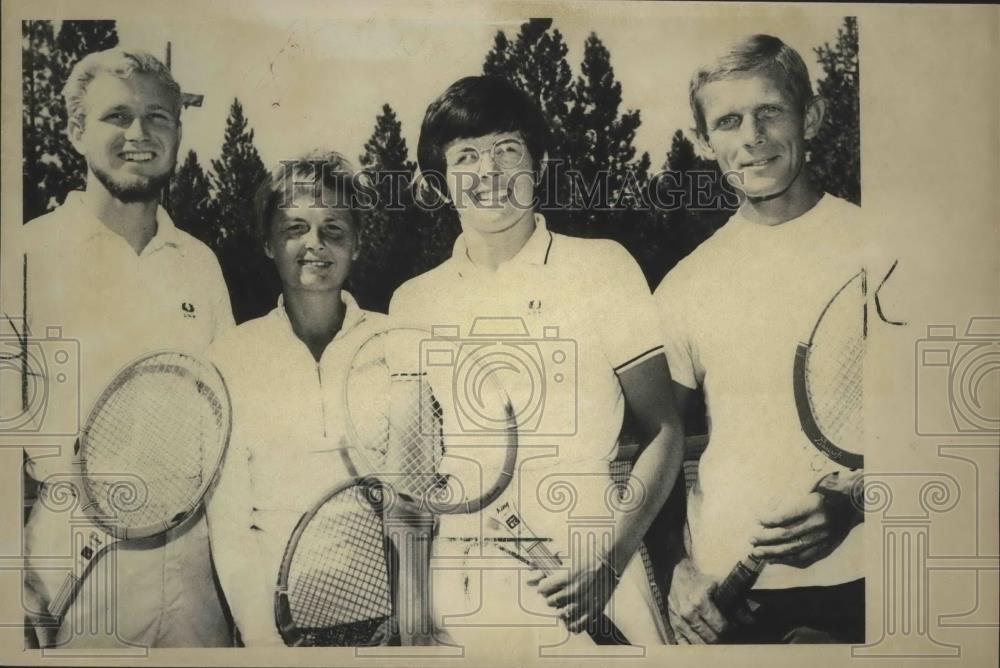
[1,1,997,666]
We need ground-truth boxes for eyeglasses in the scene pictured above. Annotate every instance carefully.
[444,138,528,171]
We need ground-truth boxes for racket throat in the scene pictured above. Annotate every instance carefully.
[385,515,436,645]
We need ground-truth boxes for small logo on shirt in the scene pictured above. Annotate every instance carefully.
[181,302,197,318]
[528,299,543,315]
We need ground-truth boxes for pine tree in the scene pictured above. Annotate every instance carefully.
[567,34,649,217]
[167,150,217,245]
[21,20,118,222]
[211,100,267,240]
[810,16,860,205]
[55,20,119,66]
[210,99,273,322]
[360,104,415,176]
[354,103,420,311]
[645,130,735,281]
[562,31,652,280]
[483,19,574,157]
[22,21,60,222]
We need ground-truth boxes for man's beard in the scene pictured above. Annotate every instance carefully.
[92,162,175,204]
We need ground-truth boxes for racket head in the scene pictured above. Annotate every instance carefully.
[76,351,232,539]
[275,477,395,647]
[793,270,865,470]
[342,322,518,515]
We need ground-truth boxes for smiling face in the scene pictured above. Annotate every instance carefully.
[265,187,359,294]
[696,71,823,206]
[69,72,181,203]
[443,131,537,235]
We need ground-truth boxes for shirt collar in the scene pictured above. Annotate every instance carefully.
[273,290,367,342]
[144,206,185,255]
[62,190,186,256]
[451,213,554,277]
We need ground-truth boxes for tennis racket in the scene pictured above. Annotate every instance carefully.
[46,351,232,621]
[712,269,866,618]
[491,501,631,645]
[274,323,518,646]
[275,477,396,646]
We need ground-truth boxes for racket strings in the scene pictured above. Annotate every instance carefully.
[388,378,444,501]
[808,333,863,443]
[347,332,445,503]
[89,375,208,516]
[805,276,865,451]
[286,486,391,629]
[82,353,228,530]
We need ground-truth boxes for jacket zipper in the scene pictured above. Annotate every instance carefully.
[316,363,327,438]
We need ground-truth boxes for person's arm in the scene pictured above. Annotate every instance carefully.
[206,444,285,646]
[529,242,685,634]
[661,382,693,567]
[652,266,746,644]
[204,349,284,647]
[533,353,685,634]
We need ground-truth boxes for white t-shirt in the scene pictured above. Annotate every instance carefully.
[654,193,864,590]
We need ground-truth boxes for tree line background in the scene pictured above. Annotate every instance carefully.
[21,18,859,323]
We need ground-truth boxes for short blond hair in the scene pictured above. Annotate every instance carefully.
[61,47,182,130]
[690,34,814,138]
[253,150,368,243]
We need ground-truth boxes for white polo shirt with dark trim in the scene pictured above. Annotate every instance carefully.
[389,214,669,647]
[390,214,664,470]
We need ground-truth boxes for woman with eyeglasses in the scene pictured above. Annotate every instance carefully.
[389,76,684,655]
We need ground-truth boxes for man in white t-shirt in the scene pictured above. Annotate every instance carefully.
[654,34,865,644]
[3,48,234,648]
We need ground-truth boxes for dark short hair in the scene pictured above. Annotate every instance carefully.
[690,34,814,138]
[417,76,551,182]
[253,150,365,243]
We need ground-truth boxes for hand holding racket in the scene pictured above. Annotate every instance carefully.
[46,351,231,622]
[274,323,519,646]
[490,502,630,645]
[712,270,866,620]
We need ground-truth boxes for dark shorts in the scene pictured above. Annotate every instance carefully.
[725,578,865,644]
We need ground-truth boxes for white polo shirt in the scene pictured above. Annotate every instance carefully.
[389,215,670,649]
[207,292,383,646]
[3,191,235,647]
[390,215,664,475]
[654,193,864,590]
[4,191,234,481]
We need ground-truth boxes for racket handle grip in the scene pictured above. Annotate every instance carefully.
[588,613,631,645]
[712,555,764,619]
[47,572,82,621]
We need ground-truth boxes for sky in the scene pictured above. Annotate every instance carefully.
[112,11,847,173]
